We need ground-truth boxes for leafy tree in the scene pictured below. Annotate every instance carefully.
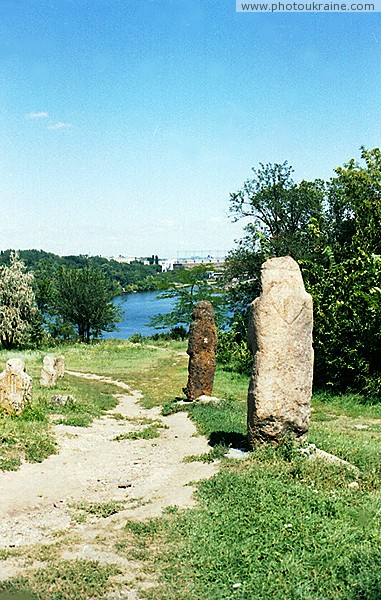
[150,265,227,331]
[224,150,381,394]
[54,264,122,343]
[226,162,326,317]
[309,250,381,393]
[0,252,42,349]
[308,147,381,393]
[224,161,326,351]
[327,146,381,258]
[229,161,325,260]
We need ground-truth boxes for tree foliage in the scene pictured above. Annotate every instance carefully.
[0,250,162,294]
[229,161,326,260]
[308,147,381,392]
[53,264,122,343]
[224,149,381,395]
[0,252,42,349]
[151,265,227,331]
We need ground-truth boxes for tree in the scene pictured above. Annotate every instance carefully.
[309,250,381,393]
[327,146,381,258]
[229,161,326,260]
[308,147,381,392]
[224,150,381,394]
[150,265,227,332]
[225,161,326,327]
[0,252,42,349]
[54,264,122,342]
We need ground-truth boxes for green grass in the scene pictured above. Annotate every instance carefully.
[62,339,189,408]
[2,340,381,599]
[70,500,127,522]
[0,560,121,599]
[113,419,169,441]
[0,348,121,471]
[106,341,381,599]
[120,447,381,599]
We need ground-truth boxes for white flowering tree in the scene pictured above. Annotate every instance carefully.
[0,252,40,349]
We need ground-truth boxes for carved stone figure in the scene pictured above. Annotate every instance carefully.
[183,301,218,401]
[54,355,65,378]
[40,355,58,388]
[0,358,32,415]
[247,256,313,447]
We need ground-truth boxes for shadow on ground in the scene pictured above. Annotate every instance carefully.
[209,431,249,450]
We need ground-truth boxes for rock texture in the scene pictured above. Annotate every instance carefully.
[183,301,218,401]
[40,355,58,388]
[247,256,313,447]
[54,355,65,378]
[50,394,76,407]
[0,358,32,415]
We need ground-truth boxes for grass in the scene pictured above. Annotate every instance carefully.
[114,420,168,441]
[0,560,121,599]
[2,339,381,598]
[0,348,122,471]
[61,338,189,408]
[121,452,381,600]
[70,500,127,522]
[106,341,381,599]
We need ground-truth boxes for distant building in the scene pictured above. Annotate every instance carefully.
[107,255,151,265]
[106,254,226,272]
[160,256,226,272]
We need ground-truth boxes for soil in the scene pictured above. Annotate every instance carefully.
[0,371,218,597]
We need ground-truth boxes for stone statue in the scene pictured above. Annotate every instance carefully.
[183,301,218,401]
[40,355,58,388]
[54,355,65,378]
[247,256,313,447]
[0,358,32,415]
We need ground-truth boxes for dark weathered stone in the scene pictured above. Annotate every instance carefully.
[0,358,32,415]
[183,301,218,401]
[247,256,314,448]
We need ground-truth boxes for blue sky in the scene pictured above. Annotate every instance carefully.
[1,0,380,258]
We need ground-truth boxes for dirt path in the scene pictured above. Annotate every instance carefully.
[0,372,218,595]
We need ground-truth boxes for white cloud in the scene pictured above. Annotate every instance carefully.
[47,122,72,130]
[25,112,49,119]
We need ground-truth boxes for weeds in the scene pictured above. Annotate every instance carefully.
[0,560,121,599]
[113,421,168,441]
[70,500,127,522]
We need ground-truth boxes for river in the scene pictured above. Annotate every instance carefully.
[103,291,175,339]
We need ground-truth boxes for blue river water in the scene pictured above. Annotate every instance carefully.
[103,291,175,339]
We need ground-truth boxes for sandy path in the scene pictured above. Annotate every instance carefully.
[0,371,217,593]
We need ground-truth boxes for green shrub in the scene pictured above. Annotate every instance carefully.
[129,333,146,343]
[216,326,252,375]
[307,251,381,395]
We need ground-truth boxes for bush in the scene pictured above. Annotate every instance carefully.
[307,251,381,395]
[129,333,146,344]
[216,325,252,375]
[149,326,188,342]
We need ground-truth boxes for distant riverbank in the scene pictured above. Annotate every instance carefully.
[103,291,175,339]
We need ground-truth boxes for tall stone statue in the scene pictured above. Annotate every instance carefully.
[0,358,32,415]
[247,256,313,447]
[183,301,218,401]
